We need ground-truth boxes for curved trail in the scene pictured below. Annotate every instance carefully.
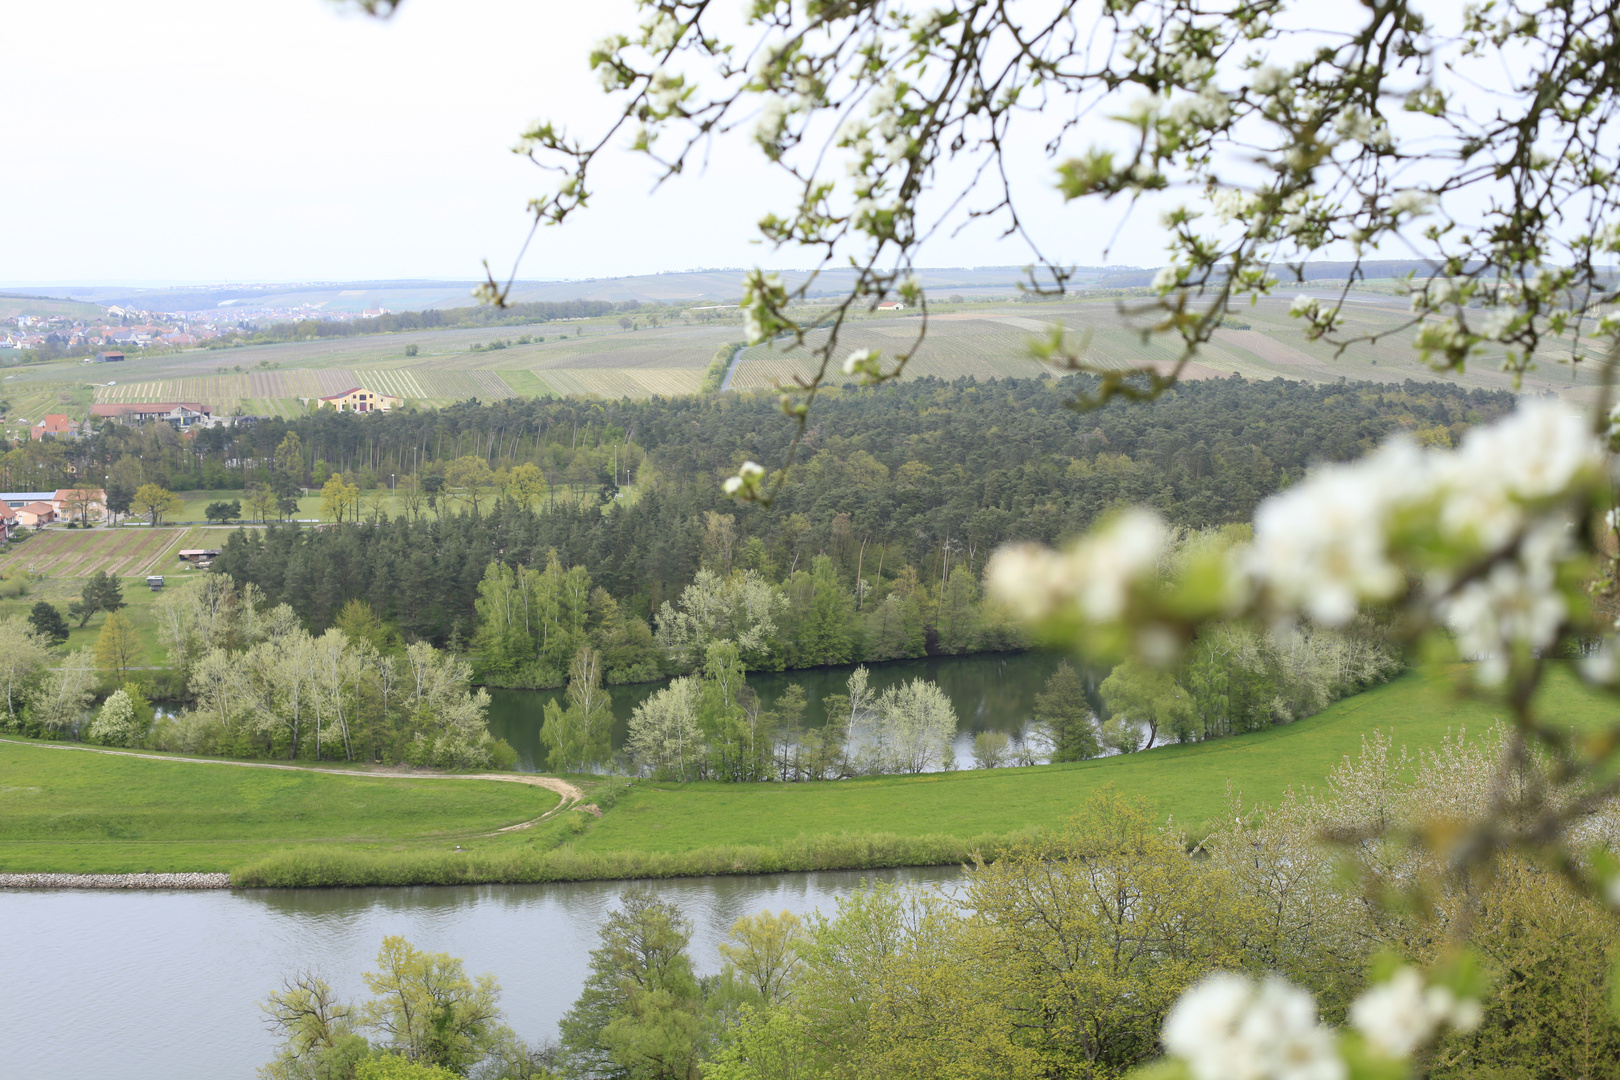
[0,737,584,832]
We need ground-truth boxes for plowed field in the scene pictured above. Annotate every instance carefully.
[1,526,226,578]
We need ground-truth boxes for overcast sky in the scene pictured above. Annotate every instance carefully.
[1,0,1160,286]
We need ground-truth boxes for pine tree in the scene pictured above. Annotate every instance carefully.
[27,601,69,646]
[1035,661,1100,762]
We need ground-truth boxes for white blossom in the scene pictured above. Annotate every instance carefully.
[986,509,1168,625]
[986,544,1075,622]
[1439,517,1571,683]
[722,460,766,497]
[643,10,681,52]
[1249,65,1288,95]
[1163,973,1345,1080]
[1250,439,1428,625]
[1154,265,1184,291]
[1389,189,1436,216]
[1456,397,1601,502]
[754,94,790,146]
[1477,307,1516,339]
[1349,968,1482,1059]
[1069,509,1170,621]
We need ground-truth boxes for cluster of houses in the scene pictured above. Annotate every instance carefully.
[16,384,401,445]
[0,487,107,540]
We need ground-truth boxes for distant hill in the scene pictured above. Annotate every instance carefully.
[27,259,1578,315]
[34,266,1141,313]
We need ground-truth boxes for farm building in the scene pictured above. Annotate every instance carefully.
[318,386,400,413]
[177,548,220,567]
[94,350,125,363]
[875,301,906,310]
[30,415,80,440]
[0,492,57,509]
[90,402,211,428]
[15,502,56,527]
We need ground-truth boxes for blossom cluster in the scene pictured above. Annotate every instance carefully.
[1163,973,1343,1080]
[988,400,1609,680]
[1163,968,1481,1080]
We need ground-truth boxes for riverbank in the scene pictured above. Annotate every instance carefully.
[0,872,231,889]
[5,665,1611,886]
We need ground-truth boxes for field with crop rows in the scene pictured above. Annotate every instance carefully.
[535,368,704,398]
[11,291,1601,422]
[0,380,93,425]
[0,526,224,578]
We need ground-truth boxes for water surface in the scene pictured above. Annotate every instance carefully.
[2,866,957,1080]
[486,650,1097,771]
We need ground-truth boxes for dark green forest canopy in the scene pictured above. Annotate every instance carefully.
[205,375,1515,644]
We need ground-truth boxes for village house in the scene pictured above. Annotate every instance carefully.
[318,386,401,413]
[15,502,56,527]
[51,487,106,523]
[876,300,906,310]
[90,401,212,428]
[30,414,80,440]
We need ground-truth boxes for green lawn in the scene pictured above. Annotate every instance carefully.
[0,741,559,873]
[574,665,1620,853]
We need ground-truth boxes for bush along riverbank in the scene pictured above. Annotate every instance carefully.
[229,826,1032,888]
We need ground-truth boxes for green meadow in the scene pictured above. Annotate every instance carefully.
[0,742,557,873]
[572,664,1617,854]
[6,663,1613,883]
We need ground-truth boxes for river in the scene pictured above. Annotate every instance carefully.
[1,867,958,1080]
[485,650,1097,771]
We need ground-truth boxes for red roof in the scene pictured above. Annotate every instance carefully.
[53,488,105,503]
[20,502,54,514]
[35,415,75,432]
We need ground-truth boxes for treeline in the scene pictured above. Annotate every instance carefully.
[0,577,513,768]
[205,299,662,349]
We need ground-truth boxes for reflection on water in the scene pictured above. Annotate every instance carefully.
[2,866,959,1080]
[487,650,1097,771]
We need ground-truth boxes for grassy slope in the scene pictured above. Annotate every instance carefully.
[3,665,1612,881]
[574,665,1618,854]
[0,741,559,873]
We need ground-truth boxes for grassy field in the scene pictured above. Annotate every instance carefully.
[6,663,1613,883]
[0,741,559,873]
[571,664,1619,854]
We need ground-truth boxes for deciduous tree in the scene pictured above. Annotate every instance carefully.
[93,610,140,680]
[133,482,182,527]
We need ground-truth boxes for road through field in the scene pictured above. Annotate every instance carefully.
[0,738,584,833]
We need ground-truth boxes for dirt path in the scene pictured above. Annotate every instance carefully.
[0,737,584,832]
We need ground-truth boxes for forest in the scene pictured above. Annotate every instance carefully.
[179,374,1513,633]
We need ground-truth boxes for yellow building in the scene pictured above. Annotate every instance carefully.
[318,386,401,413]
